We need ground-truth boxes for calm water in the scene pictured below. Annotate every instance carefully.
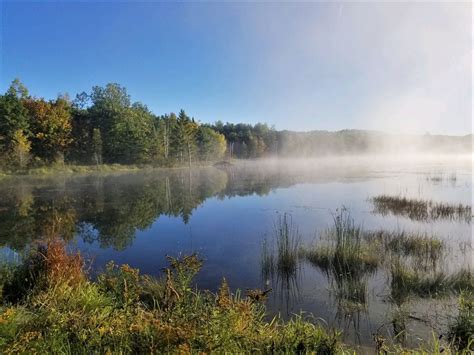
[1,157,472,348]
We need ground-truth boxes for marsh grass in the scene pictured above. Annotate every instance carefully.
[304,209,379,314]
[274,214,302,275]
[449,293,474,351]
[365,230,444,270]
[261,214,302,285]
[371,195,472,223]
[0,240,344,353]
[305,208,379,279]
[260,214,303,313]
[390,261,474,304]
[260,237,275,282]
[426,173,457,184]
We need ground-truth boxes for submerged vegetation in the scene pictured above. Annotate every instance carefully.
[371,195,472,223]
[0,240,343,353]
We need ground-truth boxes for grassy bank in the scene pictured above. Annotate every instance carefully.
[0,240,344,354]
[0,160,230,179]
[0,163,148,179]
[1,236,473,353]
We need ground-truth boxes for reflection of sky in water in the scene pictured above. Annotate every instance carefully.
[1,158,472,348]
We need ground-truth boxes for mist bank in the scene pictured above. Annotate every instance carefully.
[208,124,472,159]
[255,130,472,157]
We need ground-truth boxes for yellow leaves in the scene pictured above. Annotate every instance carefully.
[24,97,73,158]
[5,331,42,354]
[0,307,16,324]
[217,277,232,309]
[98,326,108,336]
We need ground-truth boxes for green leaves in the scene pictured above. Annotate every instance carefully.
[0,79,232,167]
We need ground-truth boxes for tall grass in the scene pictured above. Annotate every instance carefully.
[390,261,474,304]
[273,213,302,275]
[371,195,472,223]
[304,208,379,314]
[365,230,444,270]
[260,237,274,282]
[260,214,302,312]
[305,208,379,279]
[260,213,302,283]
[449,293,474,351]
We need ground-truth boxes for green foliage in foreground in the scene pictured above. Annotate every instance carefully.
[449,293,474,351]
[0,242,343,354]
[1,239,473,354]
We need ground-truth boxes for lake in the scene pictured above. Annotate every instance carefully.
[0,156,472,349]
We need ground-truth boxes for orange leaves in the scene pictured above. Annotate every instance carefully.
[24,97,73,161]
[43,239,85,286]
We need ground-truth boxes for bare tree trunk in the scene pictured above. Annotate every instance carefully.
[163,124,169,159]
[187,142,192,168]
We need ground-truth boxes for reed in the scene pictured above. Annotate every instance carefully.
[371,195,472,223]
[273,213,302,276]
[365,230,444,270]
[449,293,474,351]
[390,261,474,304]
[305,208,379,279]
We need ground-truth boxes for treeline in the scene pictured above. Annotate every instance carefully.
[208,122,278,158]
[1,78,470,169]
[0,79,229,168]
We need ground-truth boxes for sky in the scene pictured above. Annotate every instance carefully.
[0,1,471,135]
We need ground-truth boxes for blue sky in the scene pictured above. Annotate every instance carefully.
[1,1,471,134]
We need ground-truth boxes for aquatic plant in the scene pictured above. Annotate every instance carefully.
[273,213,302,276]
[371,195,472,223]
[259,214,303,314]
[426,173,457,184]
[449,293,474,351]
[305,208,379,279]
[390,261,474,304]
[260,214,302,286]
[304,208,379,317]
[365,230,444,270]
[260,236,275,282]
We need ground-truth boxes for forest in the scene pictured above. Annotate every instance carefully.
[0,79,231,168]
[0,78,471,171]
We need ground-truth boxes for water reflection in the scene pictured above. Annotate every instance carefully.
[0,168,230,251]
[0,162,389,252]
